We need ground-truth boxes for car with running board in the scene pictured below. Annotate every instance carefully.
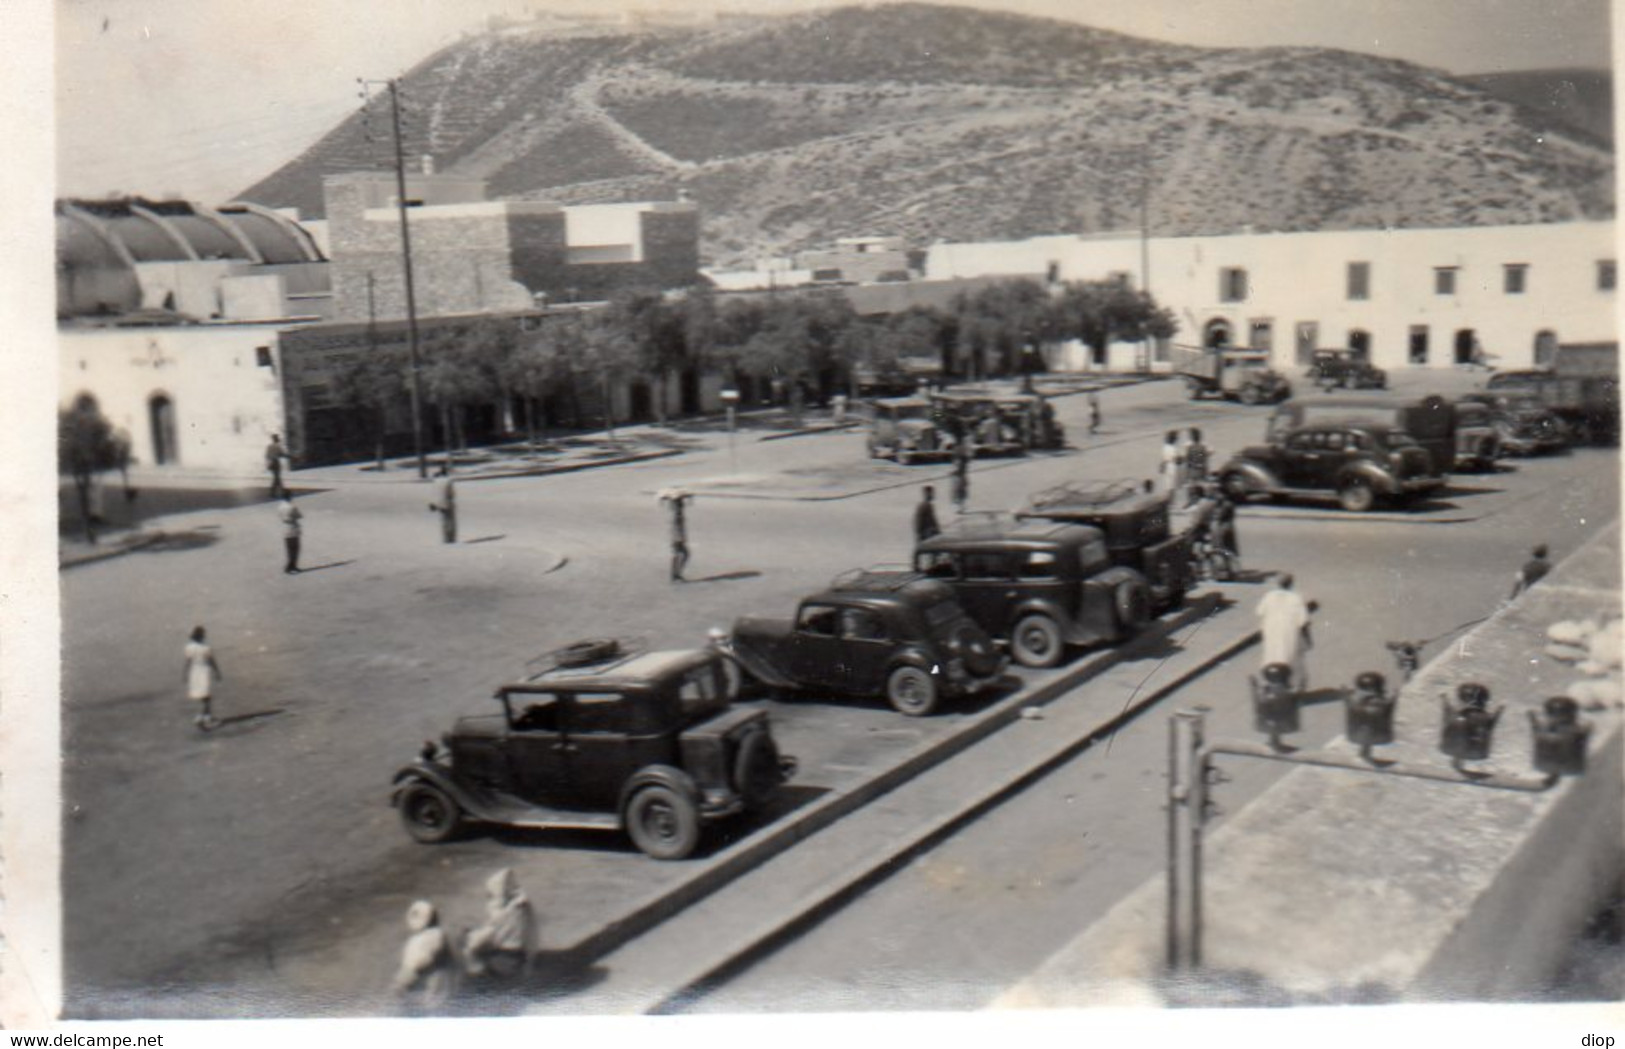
[1218,423,1444,512]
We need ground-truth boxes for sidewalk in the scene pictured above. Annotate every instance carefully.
[996,522,1623,1007]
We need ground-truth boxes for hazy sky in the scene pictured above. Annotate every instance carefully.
[54,0,1614,203]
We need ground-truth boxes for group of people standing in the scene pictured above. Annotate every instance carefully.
[392,867,539,1014]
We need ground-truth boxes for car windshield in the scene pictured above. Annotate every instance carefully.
[891,405,928,421]
[1384,432,1419,448]
[676,659,733,717]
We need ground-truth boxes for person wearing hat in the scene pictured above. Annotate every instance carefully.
[428,464,457,545]
[393,899,456,1013]
[1509,544,1552,600]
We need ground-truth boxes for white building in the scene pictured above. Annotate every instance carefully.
[926,221,1618,373]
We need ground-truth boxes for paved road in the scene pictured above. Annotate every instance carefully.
[681,445,1621,1013]
[59,371,1601,1014]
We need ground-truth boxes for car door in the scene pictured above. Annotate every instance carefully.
[558,691,635,811]
[788,602,848,693]
[502,691,573,806]
[1323,429,1359,482]
[1281,430,1325,488]
[954,550,1017,638]
[839,606,896,694]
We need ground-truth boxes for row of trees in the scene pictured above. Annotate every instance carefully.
[327,277,1177,460]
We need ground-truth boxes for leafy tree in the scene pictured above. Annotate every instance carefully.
[608,289,687,426]
[575,310,639,441]
[421,323,504,462]
[58,394,119,544]
[1053,279,1178,369]
[501,325,568,443]
[330,347,407,470]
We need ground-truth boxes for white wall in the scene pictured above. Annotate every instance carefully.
[60,325,289,474]
[927,221,1617,373]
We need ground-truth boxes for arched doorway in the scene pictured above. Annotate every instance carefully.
[1454,329,1477,366]
[1204,319,1233,350]
[1534,329,1558,367]
[148,393,178,465]
[1348,330,1371,360]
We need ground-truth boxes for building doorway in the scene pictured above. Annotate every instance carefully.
[1347,330,1371,360]
[148,393,178,465]
[1409,326,1429,366]
[1454,329,1477,366]
[1295,322,1318,366]
[1249,319,1274,353]
[1204,319,1233,349]
[1534,329,1559,367]
[679,368,701,415]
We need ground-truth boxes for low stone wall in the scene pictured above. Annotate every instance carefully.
[997,524,1622,1007]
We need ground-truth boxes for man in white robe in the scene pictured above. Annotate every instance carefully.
[1257,573,1312,690]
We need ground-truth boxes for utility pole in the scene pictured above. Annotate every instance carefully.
[363,77,429,478]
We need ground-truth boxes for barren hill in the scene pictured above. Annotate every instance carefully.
[239,3,1614,268]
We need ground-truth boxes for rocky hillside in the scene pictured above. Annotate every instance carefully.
[239,3,1615,268]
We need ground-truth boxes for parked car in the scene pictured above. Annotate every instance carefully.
[1456,392,1571,455]
[914,517,1155,668]
[928,389,1063,455]
[390,640,795,860]
[1266,395,1457,475]
[1219,423,1445,512]
[723,572,1007,716]
[1015,478,1194,613]
[1450,401,1502,471]
[1485,370,1618,445]
[866,396,948,464]
[1307,349,1387,390]
[1172,346,1293,404]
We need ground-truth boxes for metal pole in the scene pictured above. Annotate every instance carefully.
[388,79,428,479]
[1166,709,1206,970]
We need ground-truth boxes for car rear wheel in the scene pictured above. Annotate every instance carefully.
[1239,385,1262,406]
[625,784,701,860]
[1011,613,1064,668]
[897,447,913,466]
[399,782,462,844]
[1339,479,1377,512]
[886,664,938,717]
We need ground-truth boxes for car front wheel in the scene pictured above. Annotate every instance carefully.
[1113,578,1153,635]
[1221,471,1255,502]
[1339,479,1377,512]
[399,781,462,844]
[886,664,938,716]
[1011,613,1064,668]
[625,783,701,860]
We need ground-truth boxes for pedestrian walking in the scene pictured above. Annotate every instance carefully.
[1508,544,1552,600]
[463,868,536,984]
[184,625,222,731]
[278,492,303,575]
[952,441,971,513]
[661,489,691,582]
[1211,488,1240,562]
[1256,573,1313,691]
[428,466,457,545]
[914,485,941,543]
[1184,427,1210,484]
[265,434,286,497]
[1088,391,1101,435]
[393,900,457,1015]
[1159,430,1184,496]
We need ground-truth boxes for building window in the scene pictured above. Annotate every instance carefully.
[1434,267,1458,295]
[1599,260,1616,291]
[1219,267,1248,303]
[1409,326,1429,366]
[255,346,274,369]
[1249,319,1274,352]
[1504,264,1528,294]
[1346,262,1370,300]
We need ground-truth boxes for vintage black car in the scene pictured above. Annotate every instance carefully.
[391,640,794,860]
[724,573,1007,716]
[915,518,1155,668]
[1015,479,1194,614]
[1457,393,1571,456]
[1307,349,1387,390]
[1218,423,1444,512]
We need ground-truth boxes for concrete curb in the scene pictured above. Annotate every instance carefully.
[642,605,1263,1012]
[449,448,684,484]
[554,592,1252,971]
